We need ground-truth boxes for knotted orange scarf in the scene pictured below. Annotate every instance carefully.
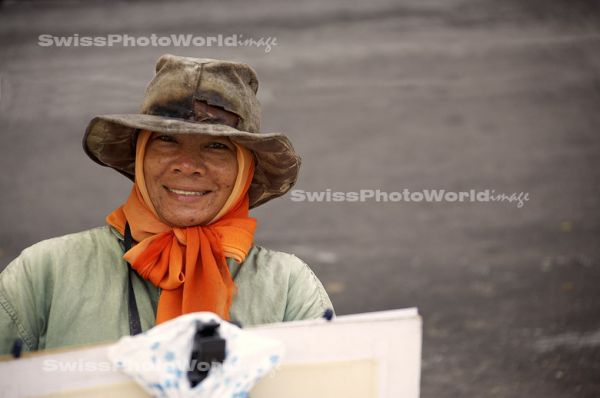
[107,131,256,324]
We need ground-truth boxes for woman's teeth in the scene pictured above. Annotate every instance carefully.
[167,187,209,196]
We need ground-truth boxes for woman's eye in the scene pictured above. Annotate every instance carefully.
[207,142,229,150]
[156,135,176,143]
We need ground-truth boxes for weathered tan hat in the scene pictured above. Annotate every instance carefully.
[83,54,300,208]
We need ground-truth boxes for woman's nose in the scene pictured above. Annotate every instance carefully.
[171,151,207,176]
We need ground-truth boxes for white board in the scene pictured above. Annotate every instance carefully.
[0,308,421,398]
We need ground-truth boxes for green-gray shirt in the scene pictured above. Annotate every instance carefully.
[0,226,333,354]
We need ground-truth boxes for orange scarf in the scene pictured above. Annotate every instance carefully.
[107,131,256,324]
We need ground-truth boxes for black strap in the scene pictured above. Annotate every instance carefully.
[124,223,142,335]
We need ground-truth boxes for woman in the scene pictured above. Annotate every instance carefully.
[0,54,333,354]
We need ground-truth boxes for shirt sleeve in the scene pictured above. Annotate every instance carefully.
[0,253,41,355]
[283,256,335,321]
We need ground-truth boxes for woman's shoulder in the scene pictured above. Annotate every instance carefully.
[243,244,326,287]
[245,244,310,273]
[5,226,121,275]
[19,226,119,258]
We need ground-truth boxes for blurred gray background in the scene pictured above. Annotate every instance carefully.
[1,0,599,396]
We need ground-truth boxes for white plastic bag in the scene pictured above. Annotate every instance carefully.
[107,312,284,398]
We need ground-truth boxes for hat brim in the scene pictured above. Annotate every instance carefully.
[83,114,301,208]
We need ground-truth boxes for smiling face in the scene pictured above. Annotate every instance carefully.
[143,132,238,227]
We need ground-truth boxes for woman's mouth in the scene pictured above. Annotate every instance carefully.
[165,186,211,196]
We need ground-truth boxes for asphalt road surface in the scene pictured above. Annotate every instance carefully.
[1,0,599,396]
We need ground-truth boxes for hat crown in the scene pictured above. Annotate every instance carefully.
[140,54,261,133]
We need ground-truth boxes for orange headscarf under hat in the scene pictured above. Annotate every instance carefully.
[107,130,256,324]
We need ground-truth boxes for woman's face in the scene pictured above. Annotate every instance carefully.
[143,132,238,227]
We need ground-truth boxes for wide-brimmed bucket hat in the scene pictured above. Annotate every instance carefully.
[83,54,300,208]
